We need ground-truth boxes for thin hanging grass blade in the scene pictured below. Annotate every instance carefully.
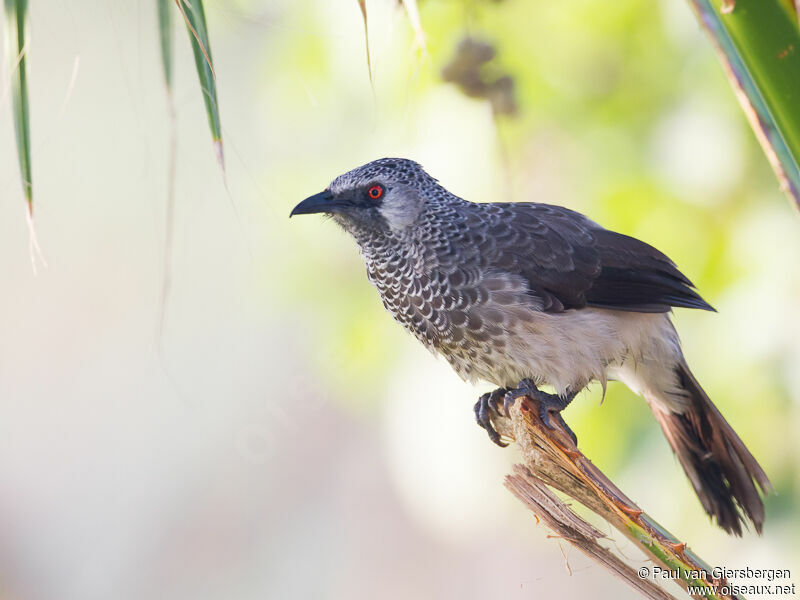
[4,0,33,214]
[687,0,800,209]
[157,0,173,89]
[356,0,373,85]
[175,0,223,169]
[400,0,427,54]
[157,0,178,342]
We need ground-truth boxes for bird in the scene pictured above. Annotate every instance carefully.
[290,157,770,535]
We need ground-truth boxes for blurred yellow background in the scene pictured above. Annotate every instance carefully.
[0,1,798,598]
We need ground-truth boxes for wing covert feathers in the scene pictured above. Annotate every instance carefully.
[472,203,714,313]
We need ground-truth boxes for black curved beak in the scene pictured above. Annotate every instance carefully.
[290,190,336,217]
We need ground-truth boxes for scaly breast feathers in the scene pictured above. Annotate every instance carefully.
[368,264,661,396]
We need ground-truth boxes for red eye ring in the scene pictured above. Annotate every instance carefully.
[368,184,384,200]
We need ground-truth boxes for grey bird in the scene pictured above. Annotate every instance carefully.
[291,158,770,535]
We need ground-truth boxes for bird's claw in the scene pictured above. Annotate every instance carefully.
[502,378,537,417]
[474,388,508,447]
[540,406,578,447]
[475,380,578,447]
[504,379,578,446]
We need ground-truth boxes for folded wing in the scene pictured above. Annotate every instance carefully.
[471,203,714,313]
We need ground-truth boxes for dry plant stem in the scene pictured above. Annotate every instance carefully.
[506,467,678,600]
[497,397,745,600]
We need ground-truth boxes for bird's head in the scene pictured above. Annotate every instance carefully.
[290,158,439,236]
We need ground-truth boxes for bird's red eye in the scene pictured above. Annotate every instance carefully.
[368,185,384,200]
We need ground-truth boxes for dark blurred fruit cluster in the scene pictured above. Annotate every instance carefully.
[441,37,517,116]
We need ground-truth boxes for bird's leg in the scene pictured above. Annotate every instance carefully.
[503,378,578,445]
[473,387,509,447]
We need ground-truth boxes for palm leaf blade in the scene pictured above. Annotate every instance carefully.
[157,0,173,89]
[4,0,33,212]
[175,0,223,167]
[688,0,800,207]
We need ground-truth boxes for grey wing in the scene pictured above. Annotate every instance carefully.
[462,202,713,314]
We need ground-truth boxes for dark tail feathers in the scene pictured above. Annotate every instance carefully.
[650,362,771,535]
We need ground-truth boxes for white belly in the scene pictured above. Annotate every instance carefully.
[441,307,688,412]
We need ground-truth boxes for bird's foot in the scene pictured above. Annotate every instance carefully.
[473,388,508,447]
[503,379,578,445]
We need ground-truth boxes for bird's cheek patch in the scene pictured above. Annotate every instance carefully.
[378,198,422,231]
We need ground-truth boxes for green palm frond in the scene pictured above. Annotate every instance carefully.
[688,0,800,207]
[157,0,173,89]
[175,0,223,168]
[4,0,32,213]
